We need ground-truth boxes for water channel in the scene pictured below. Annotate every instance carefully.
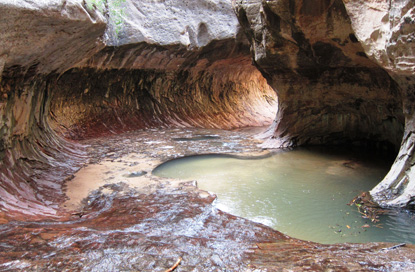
[153,147,415,244]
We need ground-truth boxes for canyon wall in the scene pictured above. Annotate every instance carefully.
[234,0,415,209]
[0,0,106,219]
[0,0,277,219]
[1,0,415,218]
[343,0,415,208]
[234,0,403,150]
[50,48,276,140]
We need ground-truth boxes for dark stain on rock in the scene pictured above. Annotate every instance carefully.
[349,33,359,43]
[301,0,331,16]
[357,51,368,58]
[312,41,351,66]
[263,2,281,32]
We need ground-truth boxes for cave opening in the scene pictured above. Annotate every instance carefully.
[48,64,278,141]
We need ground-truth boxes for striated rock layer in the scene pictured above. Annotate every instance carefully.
[0,0,277,218]
[0,0,106,220]
[1,0,415,270]
[50,45,277,140]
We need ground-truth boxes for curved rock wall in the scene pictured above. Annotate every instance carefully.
[49,64,276,140]
[0,73,87,220]
[343,0,415,208]
[234,0,415,209]
[50,38,277,139]
[1,0,413,218]
[235,0,404,150]
[0,0,105,220]
[0,0,277,218]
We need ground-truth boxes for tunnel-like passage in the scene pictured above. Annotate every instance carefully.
[0,0,413,219]
[0,0,279,219]
[2,0,415,270]
[49,51,277,140]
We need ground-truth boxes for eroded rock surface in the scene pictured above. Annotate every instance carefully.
[235,0,404,150]
[2,129,414,271]
[233,0,415,210]
[0,0,277,218]
[343,0,415,209]
[1,0,415,270]
[0,0,106,74]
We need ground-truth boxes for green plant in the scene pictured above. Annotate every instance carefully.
[85,0,126,37]
[86,0,106,12]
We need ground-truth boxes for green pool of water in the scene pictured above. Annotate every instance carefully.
[153,147,415,244]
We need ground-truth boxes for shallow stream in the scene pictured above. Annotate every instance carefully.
[154,147,415,244]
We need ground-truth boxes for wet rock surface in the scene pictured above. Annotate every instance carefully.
[2,128,415,271]
[0,0,277,218]
[1,0,415,270]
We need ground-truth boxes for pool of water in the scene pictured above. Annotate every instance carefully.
[153,147,415,244]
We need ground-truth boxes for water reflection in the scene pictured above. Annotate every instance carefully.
[153,147,415,244]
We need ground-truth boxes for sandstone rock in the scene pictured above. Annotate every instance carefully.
[0,0,109,217]
[52,0,278,139]
[0,0,106,74]
[343,0,415,208]
[0,0,278,217]
[235,0,415,209]
[105,0,240,48]
[234,0,403,150]
[1,0,415,270]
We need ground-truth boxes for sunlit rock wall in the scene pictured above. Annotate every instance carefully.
[0,0,277,219]
[343,0,415,208]
[234,0,404,150]
[49,64,276,140]
[0,0,106,74]
[51,0,277,139]
[103,0,240,48]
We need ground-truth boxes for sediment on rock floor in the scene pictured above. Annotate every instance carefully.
[2,128,415,271]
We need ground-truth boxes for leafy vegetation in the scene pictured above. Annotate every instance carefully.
[85,0,126,37]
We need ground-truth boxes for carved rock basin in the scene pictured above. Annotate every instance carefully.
[2,128,415,271]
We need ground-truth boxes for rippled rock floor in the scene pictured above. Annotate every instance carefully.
[1,128,415,271]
